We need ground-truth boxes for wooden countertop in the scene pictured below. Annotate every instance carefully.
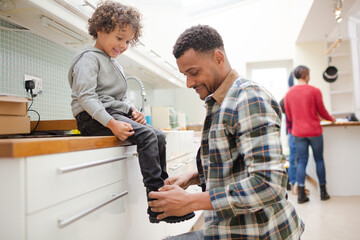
[0,119,130,158]
[0,136,128,158]
[321,121,360,127]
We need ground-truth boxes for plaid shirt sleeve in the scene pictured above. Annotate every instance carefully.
[208,81,288,219]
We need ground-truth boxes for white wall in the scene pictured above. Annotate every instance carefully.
[293,41,331,110]
[349,15,360,119]
[174,88,206,124]
[187,0,298,75]
[129,0,327,124]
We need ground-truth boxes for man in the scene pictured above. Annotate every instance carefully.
[149,25,304,239]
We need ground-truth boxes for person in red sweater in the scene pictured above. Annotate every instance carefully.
[284,65,335,204]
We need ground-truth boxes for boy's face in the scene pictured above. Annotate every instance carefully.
[176,48,223,100]
[95,25,135,58]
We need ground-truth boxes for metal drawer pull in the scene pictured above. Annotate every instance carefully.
[57,156,127,173]
[169,163,182,170]
[58,190,128,228]
[168,152,191,161]
[185,158,194,164]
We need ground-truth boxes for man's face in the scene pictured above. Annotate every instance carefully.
[176,49,222,100]
[95,25,134,58]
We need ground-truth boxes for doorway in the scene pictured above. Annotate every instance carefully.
[246,60,293,154]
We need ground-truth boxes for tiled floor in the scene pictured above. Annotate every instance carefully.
[288,182,360,240]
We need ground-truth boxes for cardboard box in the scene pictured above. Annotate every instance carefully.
[0,116,30,135]
[0,95,28,116]
[152,106,171,130]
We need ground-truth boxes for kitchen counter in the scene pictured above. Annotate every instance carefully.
[321,121,360,127]
[306,121,360,196]
[0,136,127,158]
[0,119,130,158]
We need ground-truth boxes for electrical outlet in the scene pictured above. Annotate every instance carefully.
[24,75,42,96]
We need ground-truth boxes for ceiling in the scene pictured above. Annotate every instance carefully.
[180,0,250,17]
[297,0,360,42]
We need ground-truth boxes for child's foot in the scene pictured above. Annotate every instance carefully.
[148,207,195,224]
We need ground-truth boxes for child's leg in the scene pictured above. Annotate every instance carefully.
[151,127,169,181]
[76,109,165,191]
[75,111,113,136]
[107,112,164,192]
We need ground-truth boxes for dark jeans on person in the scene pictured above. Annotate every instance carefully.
[294,135,327,187]
[75,108,168,192]
[288,133,297,186]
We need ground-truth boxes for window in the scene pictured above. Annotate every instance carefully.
[246,60,293,153]
[246,60,293,102]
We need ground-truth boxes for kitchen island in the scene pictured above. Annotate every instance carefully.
[305,122,360,196]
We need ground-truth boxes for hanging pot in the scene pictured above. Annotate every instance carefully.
[323,66,338,83]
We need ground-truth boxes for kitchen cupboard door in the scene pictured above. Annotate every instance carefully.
[26,147,132,214]
[27,181,129,240]
[0,158,26,240]
[123,153,167,240]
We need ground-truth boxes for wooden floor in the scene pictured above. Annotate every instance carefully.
[288,181,360,240]
[189,180,360,240]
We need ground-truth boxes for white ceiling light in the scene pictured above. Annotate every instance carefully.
[334,0,343,22]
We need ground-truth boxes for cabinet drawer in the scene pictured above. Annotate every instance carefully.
[26,146,136,213]
[167,154,196,177]
[27,181,128,240]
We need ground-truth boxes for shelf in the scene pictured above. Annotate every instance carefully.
[330,90,354,95]
[330,53,350,57]
[337,71,352,75]
[331,111,354,115]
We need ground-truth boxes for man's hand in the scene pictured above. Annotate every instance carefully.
[106,118,134,141]
[165,171,200,189]
[148,185,193,219]
[148,185,213,220]
[131,108,146,125]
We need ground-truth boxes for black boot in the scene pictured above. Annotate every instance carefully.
[147,190,195,224]
[298,186,310,204]
[147,206,195,224]
[320,185,330,201]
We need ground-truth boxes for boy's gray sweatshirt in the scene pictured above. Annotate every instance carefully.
[68,46,135,127]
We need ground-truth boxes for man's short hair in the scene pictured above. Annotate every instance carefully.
[173,25,224,59]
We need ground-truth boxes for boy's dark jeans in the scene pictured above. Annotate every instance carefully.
[75,108,168,192]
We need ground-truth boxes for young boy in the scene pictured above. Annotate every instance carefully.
[68,1,194,224]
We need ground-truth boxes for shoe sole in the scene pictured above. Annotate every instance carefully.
[298,198,310,204]
[149,212,195,224]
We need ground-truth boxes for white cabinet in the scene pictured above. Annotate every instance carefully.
[0,146,137,240]
[27,181,128,240]
[0,0,185,88]
[327,40,355,117]
[0,135,203,240]
[26,147,128,214]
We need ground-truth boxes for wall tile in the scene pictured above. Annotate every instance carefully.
[0,19,76,121]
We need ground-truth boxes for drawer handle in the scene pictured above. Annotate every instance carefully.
[168,152,190,161]
[57,156,127,173]
[185,158,194,164]
[169,163,182,170]
[58,190,128,228]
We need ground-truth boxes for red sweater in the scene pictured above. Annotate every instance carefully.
[284,84,334,137]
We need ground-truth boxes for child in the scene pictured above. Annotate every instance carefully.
[68,1,194,224]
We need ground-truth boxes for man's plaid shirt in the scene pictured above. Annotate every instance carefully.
[199,70,304,239]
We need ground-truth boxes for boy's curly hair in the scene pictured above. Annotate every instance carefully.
[88,1,142,46]
[173,25,224,59]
